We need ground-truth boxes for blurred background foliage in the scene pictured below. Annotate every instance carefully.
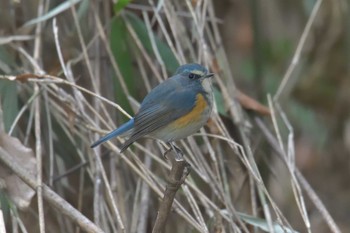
[0,0,349,232]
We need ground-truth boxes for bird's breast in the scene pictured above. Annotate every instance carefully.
[173,93,209,128]
[151,93,212,142]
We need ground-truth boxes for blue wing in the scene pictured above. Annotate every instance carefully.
[120,78,197,151]
[91,118,134,148]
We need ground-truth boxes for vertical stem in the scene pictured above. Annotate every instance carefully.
[33,0,45,231]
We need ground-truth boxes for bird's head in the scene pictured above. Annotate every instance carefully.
[175,63,214,80]
[175,63,214,94]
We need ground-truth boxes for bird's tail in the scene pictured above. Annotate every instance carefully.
[90,118,134,148]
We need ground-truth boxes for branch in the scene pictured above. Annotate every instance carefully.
[152,150,191,233]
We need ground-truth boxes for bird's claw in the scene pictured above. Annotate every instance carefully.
[163,143,184,161]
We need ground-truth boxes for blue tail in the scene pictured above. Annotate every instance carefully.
[91,118,134,148]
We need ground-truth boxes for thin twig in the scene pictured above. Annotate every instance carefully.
[295,170,341,233]
[255,116,341,233]
[34,83,45,233]
[274,0,324,100]
[32,0,45,232]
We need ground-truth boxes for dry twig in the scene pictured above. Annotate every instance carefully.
[152,150,191,233]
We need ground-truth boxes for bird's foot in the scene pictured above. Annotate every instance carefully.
[163,143,184,161]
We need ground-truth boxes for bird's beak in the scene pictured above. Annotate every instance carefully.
[205,73,214,78]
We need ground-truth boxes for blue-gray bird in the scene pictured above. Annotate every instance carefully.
[91,63,214,158]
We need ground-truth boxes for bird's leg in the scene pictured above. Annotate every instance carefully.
[164,142,184,161]
[170,143,184,161]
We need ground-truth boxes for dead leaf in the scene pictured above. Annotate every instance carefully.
[236,90,271,116]
[210,58,221,74]
[0,132,36,210]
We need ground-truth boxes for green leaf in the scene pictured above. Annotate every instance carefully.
[0,46,18,134]
[110,17,135,113]
[114,0,132,13]
[77,0,90,19]
[238,213,299,233]
[0,191,12,222]
[126,13,179,73]
[0,80,18,133]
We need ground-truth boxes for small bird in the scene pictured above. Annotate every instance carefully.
[91,63,214,160]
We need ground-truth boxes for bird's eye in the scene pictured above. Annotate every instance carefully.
[189,73,199,79]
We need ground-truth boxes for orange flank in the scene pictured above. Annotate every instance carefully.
[173,94,207,127]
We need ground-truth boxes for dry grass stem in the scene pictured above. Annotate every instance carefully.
[0,1,342,232]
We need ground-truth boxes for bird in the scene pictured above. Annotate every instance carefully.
[91,63,214,160]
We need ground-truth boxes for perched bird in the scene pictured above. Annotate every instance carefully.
[91,63,214,160]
